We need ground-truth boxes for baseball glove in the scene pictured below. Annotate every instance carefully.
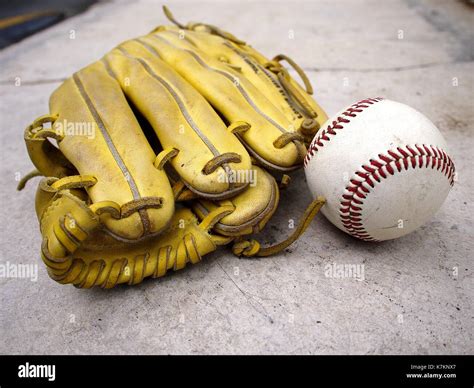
[19,6,327,288]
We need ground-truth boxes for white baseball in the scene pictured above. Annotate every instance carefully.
[304,98,455,241]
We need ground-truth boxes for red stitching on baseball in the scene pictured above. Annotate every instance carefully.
[304,97,384,167]
[340,145,455,241]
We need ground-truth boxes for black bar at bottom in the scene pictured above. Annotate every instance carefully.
[0,355,471,387]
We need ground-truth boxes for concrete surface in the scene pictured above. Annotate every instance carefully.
[0,0,472,354]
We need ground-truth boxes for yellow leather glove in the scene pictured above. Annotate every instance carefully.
[19,6,327,288]
[32,166,281,288]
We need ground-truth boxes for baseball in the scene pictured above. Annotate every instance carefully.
[304,98,455,241]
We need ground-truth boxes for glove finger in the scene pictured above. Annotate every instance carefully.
[157,26,328,131]
[222,42,329,143]
[140,30,308,171]
[192,165,279,236]
[104,40,252,200]
[42,61,175,240]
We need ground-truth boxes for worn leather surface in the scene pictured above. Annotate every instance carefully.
[22,9,328,287]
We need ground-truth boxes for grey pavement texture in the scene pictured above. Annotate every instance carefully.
[0,0,473,354]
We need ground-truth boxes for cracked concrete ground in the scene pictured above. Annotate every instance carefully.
[0,0,472,354]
